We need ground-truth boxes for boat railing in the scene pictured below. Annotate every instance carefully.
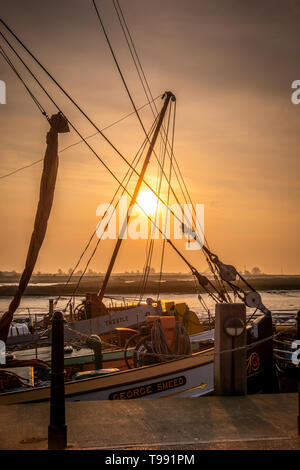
[4,306,50,336]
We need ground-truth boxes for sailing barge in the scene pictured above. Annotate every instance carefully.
[0,6,296,403]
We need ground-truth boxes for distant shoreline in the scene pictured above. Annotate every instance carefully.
[0,274,299,296]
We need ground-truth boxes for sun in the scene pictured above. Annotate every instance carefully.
[136,190,159,215]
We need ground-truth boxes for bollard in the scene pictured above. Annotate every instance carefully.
[48,311,67,450]
[214,303,247,395]
[297,311,300,436]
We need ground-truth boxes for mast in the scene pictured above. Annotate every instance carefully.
[98,91,175,301]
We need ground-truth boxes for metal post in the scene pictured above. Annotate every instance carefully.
[297,310,300,435]
[48,311,67,450]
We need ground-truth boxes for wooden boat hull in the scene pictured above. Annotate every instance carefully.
[0,349,214,404]
[64,304,160,339]
[6,304,162,346]
[7,302,207,346]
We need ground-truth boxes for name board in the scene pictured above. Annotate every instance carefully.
[109,376,187,400]
[104,315,129,327]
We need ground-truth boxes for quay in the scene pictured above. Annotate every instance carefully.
[0,393,299,450]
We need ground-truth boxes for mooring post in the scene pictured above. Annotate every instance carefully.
[297,310,300,435]
[48,310,67,450]
[214,303,247,395]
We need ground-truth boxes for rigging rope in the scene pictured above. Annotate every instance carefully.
[91,1,194,231]
[0,16,266,313]
[1,27,213,305]
[157,100,176,300]
[0,91,161,181]
[0,45,49,120]
[1,27,220,304]
[110,2,257,306]
[111,1,222,278]
[0,29,178,236]
[91,2,228,302]
[0,24,200,271]
[110,2,216,261]
[0,23,203,261]
[0,20,175,212]
[138,103,173,300]
[62,117,159,309]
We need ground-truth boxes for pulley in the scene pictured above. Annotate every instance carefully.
[218,263,237,282]
[245,291,262,308]
[192,269,209,287]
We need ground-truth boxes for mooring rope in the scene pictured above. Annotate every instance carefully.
[62,323,297,362]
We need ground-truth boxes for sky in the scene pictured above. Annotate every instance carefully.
[0,0,300,275]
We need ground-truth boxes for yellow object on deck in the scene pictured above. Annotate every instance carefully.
[161,300,205,335]
[162,301,175,315]
[174,303,205,335]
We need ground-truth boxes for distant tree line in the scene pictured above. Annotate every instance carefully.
[0,266,265,277]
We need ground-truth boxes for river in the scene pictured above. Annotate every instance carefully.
[0,290,299,321]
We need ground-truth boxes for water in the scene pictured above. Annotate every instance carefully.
[0,283,64,287]
[0,290,299,321]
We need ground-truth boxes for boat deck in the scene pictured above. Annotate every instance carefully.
[0,392,299,450]
[12,344,123,364]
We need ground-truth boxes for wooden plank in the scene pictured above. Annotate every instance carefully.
[214,303,246,395]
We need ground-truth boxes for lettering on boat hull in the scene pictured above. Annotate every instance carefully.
[109,375,187,399]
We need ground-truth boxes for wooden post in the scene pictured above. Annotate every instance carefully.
[48,311,67,450]
[214,303,247,395]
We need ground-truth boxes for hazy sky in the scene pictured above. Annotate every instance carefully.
[0,0,300,274]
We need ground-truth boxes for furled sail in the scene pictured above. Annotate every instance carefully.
[0,112,69,342]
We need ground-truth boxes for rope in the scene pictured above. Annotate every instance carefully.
[0,29,190,260]
[0,18,269,315]
[1,29,187,311]
[1,26,222,308]
[138,103,173,300]
[92,0,185,215]
[112,0,153,117]
[157,102,176,300]
[110,1,241,303]
[112,0,206,247]
[64,324,122,351]
[61,117,159,310]
[0,21,179,218]
[1,20,210,298]
[0,45,48,120]
[63,320,297,363]
[151,320,192,358]
[0,95,161,181]
[92,0,149,143]
[0,29,142,196]
[109,3,236,303]
[0,23,213,272]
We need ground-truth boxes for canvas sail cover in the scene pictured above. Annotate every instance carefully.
[0,112,69,342]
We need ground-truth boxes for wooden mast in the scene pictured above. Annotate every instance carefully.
[98,91,175,302]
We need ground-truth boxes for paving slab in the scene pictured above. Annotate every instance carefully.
[0,393,299,450]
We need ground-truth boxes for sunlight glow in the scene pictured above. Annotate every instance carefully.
[136,189,159,215]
